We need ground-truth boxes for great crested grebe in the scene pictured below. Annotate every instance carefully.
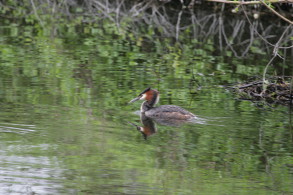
[129,87,196,120]
[128,114,157,140]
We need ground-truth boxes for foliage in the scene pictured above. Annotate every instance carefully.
[0,0,292,61]
[0,1,292,194]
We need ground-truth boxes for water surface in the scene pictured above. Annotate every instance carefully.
[0,11,292,195]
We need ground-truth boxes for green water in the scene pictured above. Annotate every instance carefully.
[0,15,292,195]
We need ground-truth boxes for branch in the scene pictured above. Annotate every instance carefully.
[259,0,293,25]
[206,0,293,5]
[262,24,292,86]
[30,0,44,28]
[206,0,293,25]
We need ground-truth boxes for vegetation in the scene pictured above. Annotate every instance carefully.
[1,0,292,105]
[0,1,292,194]
[233,76,293,105]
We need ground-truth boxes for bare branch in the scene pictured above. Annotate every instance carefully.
[206,0,293,5]
[259,0,293,25]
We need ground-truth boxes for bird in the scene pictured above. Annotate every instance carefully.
[129,87,196,120]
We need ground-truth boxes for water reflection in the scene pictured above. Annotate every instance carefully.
[129,113,206,139]
[128,114,157,139]
[0,8,292,194]
[72,64,93,88]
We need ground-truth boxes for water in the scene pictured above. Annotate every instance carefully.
[0,10,292,195]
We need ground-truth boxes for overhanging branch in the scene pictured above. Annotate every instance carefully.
[206,0,293,25]
[206,0,293,5]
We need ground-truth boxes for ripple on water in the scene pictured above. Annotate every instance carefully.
[0,122,67,194]
[0,147,68,195]
[0,122,36,134]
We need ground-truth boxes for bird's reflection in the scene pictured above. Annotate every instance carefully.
[128,114,157,140]
[128,113,202,139]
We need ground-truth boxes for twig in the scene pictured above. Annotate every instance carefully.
[241,21,256,57]
[259,0,293,25]
[206,0,293,5]
[209,0,293,25]
[238,81,264,89]
[176,10,183,41]
[262,24,292,89]
[262,55,277,85]
[242,4,293,50]
[289,77,293,108]
[220,15,240,57]
[30,0,44,28]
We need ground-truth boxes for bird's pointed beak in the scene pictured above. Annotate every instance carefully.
[128,96,141,104]
[127,121,141,131]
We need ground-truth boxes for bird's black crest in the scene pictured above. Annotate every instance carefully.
[140,87,151,95]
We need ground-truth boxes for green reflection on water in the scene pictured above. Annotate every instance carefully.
[0,18,292,195]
